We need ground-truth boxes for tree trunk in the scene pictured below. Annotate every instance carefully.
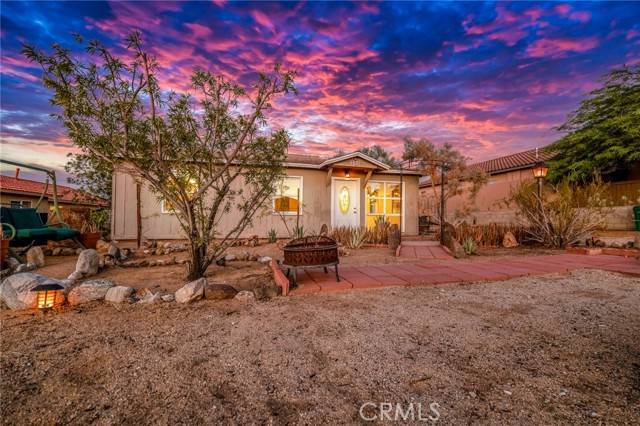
[186,241,208,281]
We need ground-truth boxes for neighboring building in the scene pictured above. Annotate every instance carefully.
[419,148,555,223]
[111,152,422,242]
[0,170,108,222]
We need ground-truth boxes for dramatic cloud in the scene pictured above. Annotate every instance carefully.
[1,1,638,179]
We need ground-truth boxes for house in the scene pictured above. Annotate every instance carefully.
[0,169,108,222]
[419,147,640,230]
[110,152,422,242]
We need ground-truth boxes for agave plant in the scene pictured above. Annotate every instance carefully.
[462,237,477,255]
[267,228,277,243]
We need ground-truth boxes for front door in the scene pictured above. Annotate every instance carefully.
[332,178,360,228]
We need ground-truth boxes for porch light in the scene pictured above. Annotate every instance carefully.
[531,160,549,179]
[31,282,64,311]
[345,169,350,178]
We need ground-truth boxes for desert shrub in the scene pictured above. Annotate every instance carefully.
[331,226,368,249]
[267,228,277,243]
[365,216,391,244]
[448,222,527,247]
[511,177,611,248]
[461,237,477,255]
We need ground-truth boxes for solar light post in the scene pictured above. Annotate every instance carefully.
[31,282,64,312]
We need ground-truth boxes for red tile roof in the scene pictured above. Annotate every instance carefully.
[0,175,108,207]
[470,147,556,175]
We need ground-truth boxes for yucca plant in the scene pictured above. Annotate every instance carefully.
[462,237,477,255]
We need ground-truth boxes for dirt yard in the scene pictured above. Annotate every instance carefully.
[2,268,639,424]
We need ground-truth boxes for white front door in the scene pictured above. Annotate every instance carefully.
[332,178,360,228]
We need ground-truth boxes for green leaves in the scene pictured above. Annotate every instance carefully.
[549,65,640,183]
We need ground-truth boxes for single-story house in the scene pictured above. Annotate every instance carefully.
[420,147,640,230]
[111,152,422,242]
[0,170,108,221]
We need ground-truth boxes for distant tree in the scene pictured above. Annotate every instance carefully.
[358,145,400,168]
[65,152,112,201]
[548,65,640,183]
[403,138,486,220]
[24,32,295,280]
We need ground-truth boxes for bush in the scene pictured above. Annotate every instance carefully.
[510,177,611,248]
[267,229,277,243]
[462,237,477,255]
[446,222,527,247]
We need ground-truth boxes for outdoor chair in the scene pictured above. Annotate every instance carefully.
[0,207,81,247]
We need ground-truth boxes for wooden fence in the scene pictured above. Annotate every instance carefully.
[605,180,640,206]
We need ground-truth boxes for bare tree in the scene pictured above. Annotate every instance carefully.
[24,32,295,280]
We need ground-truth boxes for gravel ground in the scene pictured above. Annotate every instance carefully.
[1,269,639,425]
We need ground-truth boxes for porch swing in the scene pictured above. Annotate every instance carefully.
[1,159,83,247]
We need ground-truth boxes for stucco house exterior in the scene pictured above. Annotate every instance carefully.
[111,152,422,242]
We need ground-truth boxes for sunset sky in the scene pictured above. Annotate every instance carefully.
[1,1,639,182]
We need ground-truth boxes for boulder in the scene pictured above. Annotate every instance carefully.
[0,273,66,310]
[95,239,110,255]
[257,256,272,264]
[61,248,76,256]
[224,254,237,262]
[205,283,238,300]
[175,278,206,303]
[51,248,62,256]
[67,279,114,305]
[161,294,175,302]
[138,291,162,305]
[107,243,121,259]
[16,263,37,273]
[66,270,84,283]
[502,231,518,248]
[75,249,100,276]
[26,247,45,268]
[105,286,135,303]
[234,290,256,303]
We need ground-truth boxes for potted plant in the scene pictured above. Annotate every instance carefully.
[79,220,101,249]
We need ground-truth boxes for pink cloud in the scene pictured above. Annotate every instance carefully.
[554,4,571,15]
[569,11,591,23]
[525,37,599,58]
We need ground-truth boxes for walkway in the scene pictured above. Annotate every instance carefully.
[284,254,640,295]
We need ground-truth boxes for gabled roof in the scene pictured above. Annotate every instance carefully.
[0,175,109,207]
[318,152,391,170]
[471,147,556,175]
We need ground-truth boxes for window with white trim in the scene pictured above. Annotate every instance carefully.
[10,200,31,209]
[365,181,402,228]
[273,176,302,215]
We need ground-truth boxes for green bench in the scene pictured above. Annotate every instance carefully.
[0,207,81,247]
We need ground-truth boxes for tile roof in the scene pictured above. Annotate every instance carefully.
[470,147,556,175]
[285,153,325,165]
[0,175,108,207]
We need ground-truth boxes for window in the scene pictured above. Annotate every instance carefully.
[10,200,31,208]
[365,181,403,229]
[273,176,302,215]
[160,177,198,214]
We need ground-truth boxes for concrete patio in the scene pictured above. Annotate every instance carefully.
[282,254,640,295]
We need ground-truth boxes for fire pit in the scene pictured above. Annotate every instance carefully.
[282,235,340,286]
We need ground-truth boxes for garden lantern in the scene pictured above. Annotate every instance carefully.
[31,282,64,311]
[531,149,549,198]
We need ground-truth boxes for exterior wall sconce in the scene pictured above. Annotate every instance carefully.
[345,169,350,178]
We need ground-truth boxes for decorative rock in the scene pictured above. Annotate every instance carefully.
[224,254,237,262]
[0,273,66,310]
[138,291,162,305]
[5,257,20,270]
[26,246,45,268]
[161,294,175,302]
[257,256,272,264]
[75,248,83,255]
[16,263,36,273]
[61,248,76,256]
[67,279,114,305]
[246,235,259,247]
[95,239,110,254]
[502,231,518,248]
[107,243,121,259]
[66,270,84,283]
[234,290,256,303]
[253,285,280,300]
[175,278,206,303]
[51,248,62,256]
[205,283,238,300]
[105,286,135,303]
[75,249,100,277]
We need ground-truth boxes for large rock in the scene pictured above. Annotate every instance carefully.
[234,290,256,303]
[0,273,66,310]
[26,247,45,268]
[175,278,206,303]
[16,263,37,273]
[105,286,135,303]
[205,283,238,300]
[75,249,100,276]
[67,279,114,305]
[502,231,519,248]
[95,239,110,255]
